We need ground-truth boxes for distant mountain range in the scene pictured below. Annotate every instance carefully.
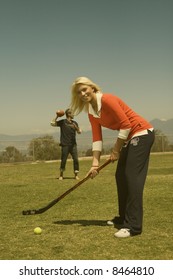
[150,118,173,135]
[0,118,173,151]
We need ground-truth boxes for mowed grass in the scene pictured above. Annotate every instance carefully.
[0,154,173,260]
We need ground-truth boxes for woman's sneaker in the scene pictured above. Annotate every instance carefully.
[114,228,131,238]
[107,216,124,226]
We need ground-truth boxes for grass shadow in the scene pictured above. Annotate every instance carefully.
[53,219,108,227]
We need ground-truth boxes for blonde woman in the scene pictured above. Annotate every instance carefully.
[70,77,154,238]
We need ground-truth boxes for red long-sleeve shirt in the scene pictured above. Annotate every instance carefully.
[88,93,153,150]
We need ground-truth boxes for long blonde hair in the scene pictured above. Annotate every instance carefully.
[70,77,101,115]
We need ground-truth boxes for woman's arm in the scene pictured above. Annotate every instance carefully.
[110,137,126,161]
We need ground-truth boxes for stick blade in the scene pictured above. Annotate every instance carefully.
[22,209,37,215]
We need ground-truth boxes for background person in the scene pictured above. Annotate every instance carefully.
[70,77,155,238]
[51,108,81,180]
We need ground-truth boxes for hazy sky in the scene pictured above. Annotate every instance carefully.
[0,0,172,135]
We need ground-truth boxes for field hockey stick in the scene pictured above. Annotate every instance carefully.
[22,158,111,215]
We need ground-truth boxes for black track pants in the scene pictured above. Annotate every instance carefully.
[115,130,155,235]
[60,144,79,172]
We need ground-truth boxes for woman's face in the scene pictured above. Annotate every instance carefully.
[76,84,95,103]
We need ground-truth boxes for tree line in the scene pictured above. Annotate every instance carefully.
[0,130,172,163]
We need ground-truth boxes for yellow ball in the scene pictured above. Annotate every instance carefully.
[34,227,42,234]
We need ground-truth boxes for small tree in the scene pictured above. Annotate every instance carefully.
[0,146,24,163]
[151,129,170,152]
[28,135,61,161]
[85,148,92,157]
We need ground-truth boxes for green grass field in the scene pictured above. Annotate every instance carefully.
[0,153,173,260]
